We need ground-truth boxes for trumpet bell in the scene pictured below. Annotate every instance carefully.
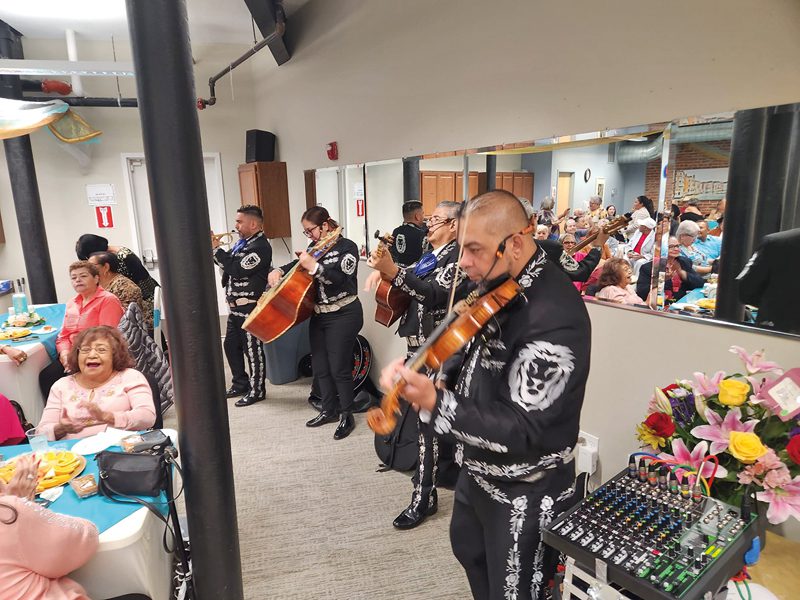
[212,231,236,244]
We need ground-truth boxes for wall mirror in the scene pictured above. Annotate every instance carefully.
[304,102,799,338]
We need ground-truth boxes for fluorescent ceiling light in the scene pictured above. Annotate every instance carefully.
[0,59,134,77]
[1,0,126,23]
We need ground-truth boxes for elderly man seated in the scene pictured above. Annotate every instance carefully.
[693,220,722,261]
[625,216,656,278]
[587,195,607,222]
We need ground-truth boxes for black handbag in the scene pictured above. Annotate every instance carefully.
[96,450,170,497]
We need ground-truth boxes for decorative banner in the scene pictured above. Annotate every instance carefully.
[673,168,728,201]
[86,183,116,205]
[95,206,114,228]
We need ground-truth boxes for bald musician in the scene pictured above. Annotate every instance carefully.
[381,190,591,600]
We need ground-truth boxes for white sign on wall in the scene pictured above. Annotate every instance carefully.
[86,183,117,206]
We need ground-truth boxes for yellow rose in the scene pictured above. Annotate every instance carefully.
[718,379,750,407]
[728,431,768,464]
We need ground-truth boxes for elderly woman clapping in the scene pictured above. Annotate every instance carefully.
[675,220,713,275]
[38,326,155,441]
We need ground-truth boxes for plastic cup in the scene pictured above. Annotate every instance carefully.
[25,427,49,455]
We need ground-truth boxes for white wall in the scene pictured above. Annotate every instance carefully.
[620,162,648,212]
[521,152,554,209]
[0,37,265,300]
[365,160,404,246]
[551,144,624,211]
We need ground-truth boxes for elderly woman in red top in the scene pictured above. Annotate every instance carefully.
[39,261,124,398]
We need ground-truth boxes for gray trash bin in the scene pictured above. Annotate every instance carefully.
[263,319,311,385]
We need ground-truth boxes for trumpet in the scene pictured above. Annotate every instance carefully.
[211,230,237,246]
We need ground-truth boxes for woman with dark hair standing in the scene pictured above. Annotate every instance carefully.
[268,206,363,440]
[75,234,160,324]
[624,195,655,237]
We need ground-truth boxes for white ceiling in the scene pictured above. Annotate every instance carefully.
[0,0,310,45]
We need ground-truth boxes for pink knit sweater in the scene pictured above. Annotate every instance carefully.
[0,495,98,599]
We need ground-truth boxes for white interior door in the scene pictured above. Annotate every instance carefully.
[125,154,229,316]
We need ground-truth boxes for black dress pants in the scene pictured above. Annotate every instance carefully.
[450,465,575,600]
[309,300,363,415]
[223,311,266,398]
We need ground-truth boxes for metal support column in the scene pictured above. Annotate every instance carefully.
[486,154,497,191]
[124,2,244,599]
[716,103,800,324]
[403,156,420,202]
[0,21,57,303]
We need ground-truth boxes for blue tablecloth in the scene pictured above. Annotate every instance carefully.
[0,303,65,361]
[678,288,707,305]
[2,438,167,534]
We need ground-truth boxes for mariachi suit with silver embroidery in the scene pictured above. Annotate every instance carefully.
[392,240,467,514]
[281,236,363,415]
[429,245,591,600]
[214,231,272,398]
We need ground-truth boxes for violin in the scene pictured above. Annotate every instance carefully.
[367,276,521,435]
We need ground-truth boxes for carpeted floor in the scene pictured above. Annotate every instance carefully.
[166,377,471,599]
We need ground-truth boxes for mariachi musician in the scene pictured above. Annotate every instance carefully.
[366,200,467,531]
[268,206,363,440]
[212,204,272,407]
[381,190,591,600]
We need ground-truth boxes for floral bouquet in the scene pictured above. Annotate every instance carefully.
[635,346,800,524]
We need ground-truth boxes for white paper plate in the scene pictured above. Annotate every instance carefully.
[31,325,56,334]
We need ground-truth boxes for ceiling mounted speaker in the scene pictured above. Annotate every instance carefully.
[245,129,276,163]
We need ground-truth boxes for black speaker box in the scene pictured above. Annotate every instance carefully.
[245,129,276,163]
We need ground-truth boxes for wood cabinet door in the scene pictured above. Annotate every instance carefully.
[512,173,534,200]
[238,164,259,206]
[437,172,456,203]
[500,172,514,193]
[420,172,440,214]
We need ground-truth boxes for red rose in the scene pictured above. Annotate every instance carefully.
[644,413,676,439]
[787,436,800,465]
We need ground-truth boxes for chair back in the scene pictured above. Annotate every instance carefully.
[143,371,164,429]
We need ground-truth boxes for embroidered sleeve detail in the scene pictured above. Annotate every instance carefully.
[451,430,509,453]
[391,267,408,288]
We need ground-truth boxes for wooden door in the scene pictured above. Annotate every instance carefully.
[556,172,574,218]
[304,170,317,210]
[500,172,514,193]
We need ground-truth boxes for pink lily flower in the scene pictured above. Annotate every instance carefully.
[691,371,726,398]
[690,407,759,455]
[757,476,800,524]
[729,346,784,376]
[659,439,728,481]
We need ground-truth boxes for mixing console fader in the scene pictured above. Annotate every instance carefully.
[542,461,757,600]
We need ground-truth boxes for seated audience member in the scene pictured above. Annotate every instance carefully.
[0,454,99,600]
[706,199,725,232]
[76,234,160,328]
[587,195,607,222]
[676,220,713,275]
[38,326,156,441]
[595,258,642,305]
[536,196,569,238]
[564,218,578,236]
[636,237,704,302]
[575,215,592,242]
[561,233,587,291]
[534,224,550,240]
[39,261,125,398]
[679,199,704,222]
[0,394,25,446]
[606,204,617,218]
[692,220,722,261]
[626,217,656,277]
[88,251,149,329]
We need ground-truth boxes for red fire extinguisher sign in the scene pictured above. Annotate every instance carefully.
[95,206,114,228]
[356,198,364,217]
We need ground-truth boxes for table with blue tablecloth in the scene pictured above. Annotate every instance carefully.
[1,431,175,600]
[0,304,66,425]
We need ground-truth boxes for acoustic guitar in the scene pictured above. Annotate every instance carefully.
[372,231,411,327]
[243,227,342,343]
[567,215,630,256]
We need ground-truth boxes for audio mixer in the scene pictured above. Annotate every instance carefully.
[542,458,758,599]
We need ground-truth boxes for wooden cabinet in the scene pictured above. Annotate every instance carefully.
[419,170,532,213]
[238,161,291,238]
[455,172,487,202]
[513,173,534,201]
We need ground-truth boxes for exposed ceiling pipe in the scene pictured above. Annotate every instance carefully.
[65,29,85,97]
[197,3,287,109]
[617,122,734,163]
[24,94,137,107]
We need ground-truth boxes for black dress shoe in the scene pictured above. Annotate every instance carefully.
[333,412,355,440]
[306,412,339,427]
[307,394,323,412]
[235,392,264,407]
[226,386,249,399]
[392,490,438,530]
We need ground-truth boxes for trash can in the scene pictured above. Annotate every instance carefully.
[263,319,311,385]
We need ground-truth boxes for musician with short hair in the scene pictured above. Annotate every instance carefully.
[268,206,363,440]
[390,201,427,267]
[212,204,272,407]
[367,200,467,530]
[380,190,591,600]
